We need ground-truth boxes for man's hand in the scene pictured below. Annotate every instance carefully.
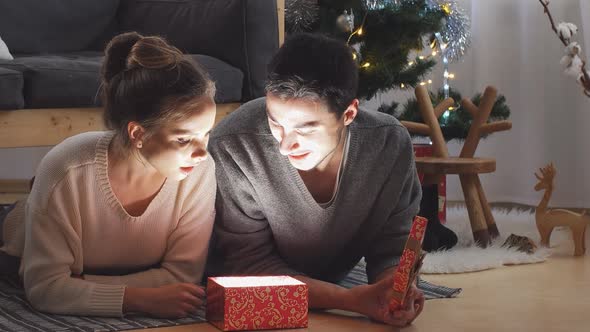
[391,283,425,326]
[348,277,424,327]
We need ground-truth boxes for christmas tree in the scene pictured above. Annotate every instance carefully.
[287,0,445,100]
[285,0,510,141]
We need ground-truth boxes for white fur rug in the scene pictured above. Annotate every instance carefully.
[422,207,563,274]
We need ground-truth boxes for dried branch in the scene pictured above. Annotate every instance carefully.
[538,0,568,46]
[539,0,590,97]
[582,62,590,95]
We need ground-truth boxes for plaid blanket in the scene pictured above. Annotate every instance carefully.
[0,263,460,332]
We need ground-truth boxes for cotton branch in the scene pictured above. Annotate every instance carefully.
[539,0,590,97]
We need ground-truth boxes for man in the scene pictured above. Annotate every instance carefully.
[208,33,423,326]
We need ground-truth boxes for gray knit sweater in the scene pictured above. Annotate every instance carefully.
[208,98,421,283]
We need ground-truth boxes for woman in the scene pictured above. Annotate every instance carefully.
[0,32,217,318]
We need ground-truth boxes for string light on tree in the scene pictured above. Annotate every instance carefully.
[435,32,451,98]
[314,0,446,99]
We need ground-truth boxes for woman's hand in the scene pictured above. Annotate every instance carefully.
[124,283,205,318]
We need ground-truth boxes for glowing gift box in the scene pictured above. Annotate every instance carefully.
[206,276,308,331]
[389,216,428,312]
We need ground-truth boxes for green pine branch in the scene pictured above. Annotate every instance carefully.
[380,88,511,141]
[314,0,445,99]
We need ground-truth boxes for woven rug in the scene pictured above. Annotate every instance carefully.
[0,263,459,332]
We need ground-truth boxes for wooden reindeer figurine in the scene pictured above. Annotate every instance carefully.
[534,163,589,256]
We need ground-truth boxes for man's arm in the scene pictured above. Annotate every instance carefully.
[365,128,422,283]
[293,276,355,311]
[293,274,420,327]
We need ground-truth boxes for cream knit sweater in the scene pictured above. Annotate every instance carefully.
[0,131,216,317]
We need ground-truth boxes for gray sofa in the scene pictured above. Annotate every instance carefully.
[0,0,279,110]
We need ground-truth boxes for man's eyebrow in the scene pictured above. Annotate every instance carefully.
[295,121,320,129]
[266,112,320,129]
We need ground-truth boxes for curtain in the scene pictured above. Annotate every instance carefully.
[365,0,590,207]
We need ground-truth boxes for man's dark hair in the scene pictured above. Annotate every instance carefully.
[265,33,358,116]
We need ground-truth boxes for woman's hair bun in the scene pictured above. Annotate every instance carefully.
[127,36,184,70]
[102,31,143,84]
[102,32,183,84]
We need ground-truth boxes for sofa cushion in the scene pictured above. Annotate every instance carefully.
[0,53,243,109]
[0,67,24,109]
[190,55,243,103]
[117,0,278,100]
[0,0,120,53]
[0,53,103,108]
[118,0,244,64]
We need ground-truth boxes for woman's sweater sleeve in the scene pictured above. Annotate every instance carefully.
[22,207,126,317]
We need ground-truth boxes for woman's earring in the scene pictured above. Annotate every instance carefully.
[137,141,143,149]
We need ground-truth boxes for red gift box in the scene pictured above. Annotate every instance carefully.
[389,216,428,312]
[413,143,447,224]
[206,276,308,331]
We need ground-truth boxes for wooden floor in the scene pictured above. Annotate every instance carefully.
[142,233,590,332]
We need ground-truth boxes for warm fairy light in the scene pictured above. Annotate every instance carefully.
[442,3,453,15]
[420,82,426,86]
[408,61,414,66]
[362,62,371,68]
[352,53,357,60]
[448,106,455,111]
[449,73,455,79]
[427,79,432,84]
[401,83,405,88]
[432,51,437,56]
[358,27,363,35]
[419,56,425,60]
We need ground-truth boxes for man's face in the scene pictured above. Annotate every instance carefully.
[266,94,355,171]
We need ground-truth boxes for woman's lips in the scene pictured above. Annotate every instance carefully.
[180,166,195,174]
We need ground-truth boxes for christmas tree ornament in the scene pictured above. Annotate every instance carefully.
[313,0,446,98]
[336,9,355,33]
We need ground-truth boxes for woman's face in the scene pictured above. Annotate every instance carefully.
[141,96,217,181]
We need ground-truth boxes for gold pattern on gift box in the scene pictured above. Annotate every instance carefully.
[222,285,308,330]
[393,250,415,292]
